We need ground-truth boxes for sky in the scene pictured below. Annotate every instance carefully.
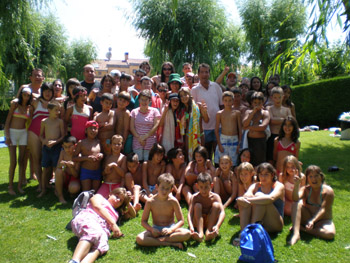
[49,0,345,60]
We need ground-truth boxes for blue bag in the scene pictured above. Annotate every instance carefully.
[239,223,275,263]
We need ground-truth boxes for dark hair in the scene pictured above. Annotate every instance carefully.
[161,62,175,82]
[127,152,139,163]
[139,61,151,70]
[47,100,60,110]
[222,91,234,99]
[251,91,265,102]
[197,172,212,183]
[149,143,165,161]
[73,86,87,103]
[64,78,80,109]
[197,63,210,74]
[120,73,132,81]
[63,135,77,144]
[167,148,183,164]
[305,165,325,183]
[256,162,277,182]
[232,88,242,95]
[250,76,263,92]
[52,79,65,93]
[237,148,251,166]
[117,91,131,102]
[157,82,168,91]
[40,82,54,101]
[101,93,114,102]
[18,88,32,106]
[139,89,152,100]
[278,116,300,142]
[265,81,278,97]
[182,62,192,68]
[239,83,249,90]
[193,146,209,162]
[31,68,43,76]
[101,74,116,87]
[281,85,293,107]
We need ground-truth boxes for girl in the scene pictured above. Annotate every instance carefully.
[27,82,54,192]
[4,88,33,195]
[213,155,238,209]
[237,162,256,199]
[178,87,209,161]
[273,116,300,175]
[182,146,215,205]
[63,78,80,110]
[236,163,285,243]
[142,143,166,198]
[234,148,252,176]
[264,81,278,107]
[166,147,186,201]
[281,85,296,118]
[250,76,263,92]
[156,82,169,110]
[69,188,131,263]
[279,155,305,216]
[52,79,66,119]
[289,165,335,245]
[65,86,93,141]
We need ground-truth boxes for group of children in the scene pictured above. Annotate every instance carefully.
[4,66,336,262]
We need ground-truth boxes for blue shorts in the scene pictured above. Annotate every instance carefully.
[80,167,102,181]
[204,129,217,143]
[153,223,175,234]
[41,144,61,168]
[214,134,239,165]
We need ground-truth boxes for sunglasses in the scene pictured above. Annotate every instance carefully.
[158,89,168,93]
[163,68,172,71]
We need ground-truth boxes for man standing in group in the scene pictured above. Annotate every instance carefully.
[215,66,238,92]
[17,68,45,98]
[80,64,100,94]
[191,63,223,160]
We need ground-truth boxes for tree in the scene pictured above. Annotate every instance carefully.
[130,0,243,75]
[238,0,307,80]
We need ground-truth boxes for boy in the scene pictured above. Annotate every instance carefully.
[136,173,191,248]
[214,91,242,165]
[188,172,225,242]
[114,91,131,153]
[97,135,127,198]
[267,87,291,164]
[74,120,103,192]
[38,101,65,197]
[242,92,270,167]
[55,136,80,204]
[94,93,115,155]
[232,88,247,116]
[125,152,143,210]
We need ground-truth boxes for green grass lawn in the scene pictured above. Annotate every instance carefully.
[0,131,349,263]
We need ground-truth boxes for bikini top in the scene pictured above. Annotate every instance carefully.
[306,184,323,208]
[277,141,297,155]
[13,107,30,120]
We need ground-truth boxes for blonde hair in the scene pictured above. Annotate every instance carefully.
[281,155,301,182]
[110,187,130,212]
[158,173,175,186]
[237,162,255,184]
[112,134,123,143]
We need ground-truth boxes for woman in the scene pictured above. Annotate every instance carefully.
[250,76,263,92]
[235,163,285,245]
[289,165,335,245]
[129,89,161,162]
[151,62,175,91]
[88,74,116,113]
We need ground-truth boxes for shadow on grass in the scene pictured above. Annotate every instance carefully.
[228,214,240,226]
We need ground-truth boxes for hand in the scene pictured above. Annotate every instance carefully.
[105,164,112,173]
[66,161,75,167]
[176,191,181,201]
[5,137,12,146]
[237,197,251,207]
[151,228,161,238]
[306,220,314,230]
[96,153,104,161]
[219,144,224,153]
[212,225,219,234]
[111,223,123,238]
[47,140,56,147]
[224,65,230,72]
[293,174,302,185]
[189,226,194,233]
[161,227,172,236]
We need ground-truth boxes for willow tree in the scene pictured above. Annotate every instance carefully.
[130,0,243,74]
[238,0,306,80]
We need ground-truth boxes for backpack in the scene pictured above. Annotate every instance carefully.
[239,223,275,263]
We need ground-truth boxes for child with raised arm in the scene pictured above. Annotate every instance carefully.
[97,135,127,198]
[136,173,191,249]
[55,136,81,204]
[166,148,186,201]
[74,121,103,192]
[243,92,270,167]
[142,143,166,198]
[94,93,115,155]
[188,172,225,242]
[182,146,215,205]
[215,91,242,166]
[114,91,131,153]
[38,101,65,197]
[267,87,291,164]
[290,165,335,245]
[213,155,238,209]
[124,152,143,210]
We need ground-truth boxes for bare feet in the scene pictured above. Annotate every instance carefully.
[170,242,184,249]
[59,197,67,204]
[134,203,142,212]
[191,232,204,242]
[30,174,37,181]
[8,189,16,196]
[18,188,25,194]
[289,233,300,246]
[205,231,218,241]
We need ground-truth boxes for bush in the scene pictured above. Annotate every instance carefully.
[292,76,350,128]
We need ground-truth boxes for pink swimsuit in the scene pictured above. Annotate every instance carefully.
[28,101,49,136]
[70,105,90,141]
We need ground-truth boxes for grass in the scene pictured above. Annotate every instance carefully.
[0,131,349,263]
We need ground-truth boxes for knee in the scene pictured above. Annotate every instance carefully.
[194,203,203,212]
[69,182,81,194]
[136,233,145,246]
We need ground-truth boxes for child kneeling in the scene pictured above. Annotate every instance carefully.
[136,173,190,249]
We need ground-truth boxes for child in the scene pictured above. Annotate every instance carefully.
[94,93,115,155]
[213,155,238,209]
[97,135,127,198]
[69,188,128,263]
[65,86,93,141]
[188,172,225,242]
[125,152,143,210]
[63,78,80,110]
[273,116,300,175]
[232,88,247,116]
[267,87,291,164]
[242,91,270,166]
[236,162,256,200]
[136,173,191,248]
[55,135,81,204]
[142,143,166,198]
[182,146,215,205]
[4,87,33,195]
[279,155,305,216]
[114,91,131,153]
[281,85,296,118]
[214,91,242,165]
[38,101,65,197]
[264,81,278,107]
[74,121,104,192]
[166,148,186,201]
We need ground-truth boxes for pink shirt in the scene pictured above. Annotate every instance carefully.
[131,107,161,150]
[191,81,222,130]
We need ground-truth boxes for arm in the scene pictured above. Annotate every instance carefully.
[64,106,73,133]
[236,111,242,152]
[213,195,226,231]
[199,102,209,123]
[162,199,185,236]
[158,102,169,128]
[122,111,130,143]
[273,137,279,163]
[223,174,238,209]
[245,182,284,205]
[123,202,136,219]
[242,109,255,129]
[215,112,223,153]
[215,66,230,85]
[39,119,47,146]
[142,162,150,195]
[295,140,300,159]
[268,107,284,125]
[4,102,16,146]
[140,200,160,237]
[248,110,270,132]
[187,196,195,233]
[140,115,160,141]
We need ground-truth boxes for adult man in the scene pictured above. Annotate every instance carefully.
[180,62,192,85]
[128,69,146,99]
[215,66,237,92]
[80,64,101,94]
[17,68,45,98]
[191,63,223,160]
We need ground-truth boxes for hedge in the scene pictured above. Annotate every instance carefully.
[292,76,350,129]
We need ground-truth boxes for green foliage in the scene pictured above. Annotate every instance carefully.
[292,76,350,128]
[131,0,243,74]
